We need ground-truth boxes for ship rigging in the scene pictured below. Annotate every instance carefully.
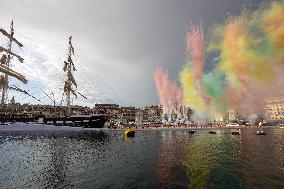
[62,36,88,116]
[0,20,39,110]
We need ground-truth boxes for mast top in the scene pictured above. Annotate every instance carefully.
[10,20,14,36]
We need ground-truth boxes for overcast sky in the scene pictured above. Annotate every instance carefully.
[0,0,267,107]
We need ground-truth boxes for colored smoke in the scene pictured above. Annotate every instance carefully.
[153,68,187,123]
[155,1,284,120]
[207,2,284,115]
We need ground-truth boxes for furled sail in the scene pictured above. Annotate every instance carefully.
[0,64,27,84]
[64,81,77,98]
[68,55,76,71]
[63,61,68,71]
[0,28,23,47]
[67,70,77,87]
[0,75,5,86]
[0,54,7,64]
[0,46,24,63]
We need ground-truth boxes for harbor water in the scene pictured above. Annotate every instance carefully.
[0,127,284,189]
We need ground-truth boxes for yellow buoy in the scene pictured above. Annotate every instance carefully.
[124,128,135,137]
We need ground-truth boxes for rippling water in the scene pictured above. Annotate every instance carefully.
[0,128,283,189]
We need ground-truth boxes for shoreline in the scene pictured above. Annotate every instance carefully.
[0,122,280,132]
[0,123,106,132]
[109,125,271,131]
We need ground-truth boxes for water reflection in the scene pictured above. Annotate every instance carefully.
[42,138,69,188]
[0,128,283,189]
[182,129,284,189]
[155,131,189,188]
[0,130,110,189]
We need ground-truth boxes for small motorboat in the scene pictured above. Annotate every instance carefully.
[256,130,266,135]
[124,128,135,137]
[232,129,241,135]
[209,130,216,134]
[188,130,195,134]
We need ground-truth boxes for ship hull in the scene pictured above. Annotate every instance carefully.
[0,115,108,128]
[43,115,108,128]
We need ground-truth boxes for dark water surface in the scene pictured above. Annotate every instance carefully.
[0,128,283,189]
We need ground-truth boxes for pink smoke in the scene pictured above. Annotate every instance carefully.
[186,24,210,104]
[154,68,185,112]
[153,68,168,108]
[186,24,205,82]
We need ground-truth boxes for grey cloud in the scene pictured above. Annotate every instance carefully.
[0,0,269,107]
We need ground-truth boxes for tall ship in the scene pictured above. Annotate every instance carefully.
[43,36,108,128]
[0,21,108,128]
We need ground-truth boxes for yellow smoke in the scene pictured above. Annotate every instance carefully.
[180,64,206,111]
[262,2,284,49]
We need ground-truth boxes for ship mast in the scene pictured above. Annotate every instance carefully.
[63,36,77,115]
[0,21,27,108]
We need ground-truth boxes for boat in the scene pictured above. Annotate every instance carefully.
[41,37,109,128]
[209,130,216,134]
[0,34,109,128]
[256,130,266,135]
[188,130,195,134]
[124,128,135,137]
[45,37,109,128]
[232,129,241,135]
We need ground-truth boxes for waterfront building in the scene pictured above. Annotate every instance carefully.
[94,104,121,125]
[121,106,136,124]
[94,104,120,116]
[143,105,161,124]
[135,108,144,124]
[265,96,284,121]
